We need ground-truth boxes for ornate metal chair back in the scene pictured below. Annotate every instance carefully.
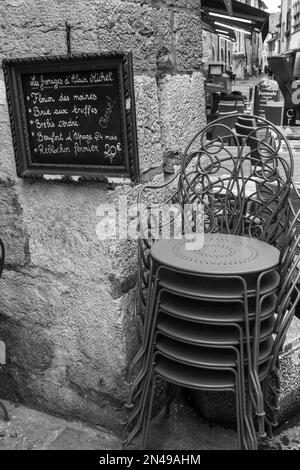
[135,115,299,345]
[178,114,294,250]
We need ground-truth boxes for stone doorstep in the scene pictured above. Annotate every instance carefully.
[189,317,300,427]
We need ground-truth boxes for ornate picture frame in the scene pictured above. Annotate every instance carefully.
[2,52,140,182]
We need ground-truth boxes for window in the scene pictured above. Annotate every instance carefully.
[282,22,285,41]
[286,8,291,35]
[293,0,300,32]
[212,44,216,62]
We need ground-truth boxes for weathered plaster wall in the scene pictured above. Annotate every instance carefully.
[0,0,205,431]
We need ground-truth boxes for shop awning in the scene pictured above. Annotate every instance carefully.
[202,0,269,41]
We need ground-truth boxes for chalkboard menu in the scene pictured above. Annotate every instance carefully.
[2,53,139,181]
[253,79,280,120]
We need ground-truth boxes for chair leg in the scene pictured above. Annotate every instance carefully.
[254,377,267,439]
[140,374,158,450]
[127,297,164,411]
[123,356,156,450]
[235,380,243,450]
[126,269,157,384]
[236,328,256,450]
[236,359,255,450]
[247,390,258,450]
[264,375,279,427]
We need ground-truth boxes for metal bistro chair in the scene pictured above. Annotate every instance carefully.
[123,114,300,450]
[212,111,239,145]
[0,237,8,422]
[124,259,279,450]
[218,102,245,115]
[237,116,257,128]
[124,234,280,450]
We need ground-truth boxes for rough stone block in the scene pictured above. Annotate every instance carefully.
[0,367,124,432]
[134,75,163,173]
[159,0,201,12]
[122,0,201,13]
[0,71,21,180]
[0,268,132,394]
[0,75,6,106]
[158,72,206,155]
[54,0,99,53]
[0,269,64,327]
[17,181,117,282]
[95,0,172,75]
[0,322,54,371]
[174,11,203,73]
[0,181,27,265]
[60,281,129,398]
[0,0,100,59]
[0,119,21,181]
[15,180,143,290]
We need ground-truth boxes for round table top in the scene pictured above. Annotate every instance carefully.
[150,233,280,276]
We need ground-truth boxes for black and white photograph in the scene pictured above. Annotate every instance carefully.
[0,0,300,459]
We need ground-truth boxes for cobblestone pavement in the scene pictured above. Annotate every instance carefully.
[1,399,300,450]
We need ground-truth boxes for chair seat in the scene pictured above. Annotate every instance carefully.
[155,356,270,390]
[151,234,280,276]
[156,335,274,368]
[157,313,275,346]
[159,292,277,323]
[158,269,280,300]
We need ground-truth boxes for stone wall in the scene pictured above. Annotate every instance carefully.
[0,0,206,431]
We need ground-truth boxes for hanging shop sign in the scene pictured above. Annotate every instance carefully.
[2,53,139,181]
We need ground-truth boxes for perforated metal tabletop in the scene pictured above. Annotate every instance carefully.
[150,234,280,276]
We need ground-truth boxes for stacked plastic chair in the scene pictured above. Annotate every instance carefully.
[123,114,300,450]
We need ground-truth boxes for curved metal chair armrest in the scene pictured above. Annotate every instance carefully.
[291,178,300,195]
[137,171,180,208]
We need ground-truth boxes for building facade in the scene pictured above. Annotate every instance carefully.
[265,1,300,80]
[277,0,300,54]
[263,12,281,70]
[203,0,267,79]
[233,0,267,79]
[202,29,233,75]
